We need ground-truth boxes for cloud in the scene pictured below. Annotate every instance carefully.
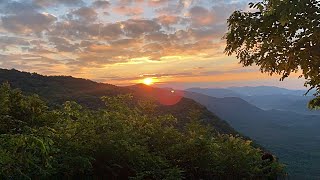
[190,26,226,40]
[116,0,144,5]
[154,0,194,15]
[48,36,79,52]
[113,5,143,16]
[100,72,195,82]
[0,53,63,73]
[33,0,84,7]
[63,34,223,68]
[99,23,124,38]
[92,0,110,8]
[110,38,142,48]
[55,0,84,5]
[68,53,132,68]
[1,12,57,34]
[0,36,30,50]
[0,0,253,84]
[148,0,171,6]
[85,38,142,53]
[155,15,183,28]
[70,7,98,22]
[98,68,258,84]
[48,20,123,40]
[140,72,193,78]
[189,6,215,27]
[145,32,169,42]
[121,19,161,37]
[178,0,194,8]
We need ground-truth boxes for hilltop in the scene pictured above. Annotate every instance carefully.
[0,68,236,135]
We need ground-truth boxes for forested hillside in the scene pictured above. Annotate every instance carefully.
[0,69,285,179]
[0,68,236,135]
[184,91,320,178]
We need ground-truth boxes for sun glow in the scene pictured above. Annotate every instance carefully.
[143,78,154,85]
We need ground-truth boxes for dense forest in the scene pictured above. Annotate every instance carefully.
[0,69,285,179]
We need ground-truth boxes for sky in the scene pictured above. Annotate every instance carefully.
[0,0,306,89]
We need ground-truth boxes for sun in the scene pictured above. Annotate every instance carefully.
[143,78,154,85]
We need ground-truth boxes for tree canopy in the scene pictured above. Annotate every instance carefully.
[225,0,320,109]
[0,83,285,179]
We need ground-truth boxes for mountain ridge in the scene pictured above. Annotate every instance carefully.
[0,68,237,135]
[183,90,320,178]
[187,86,320,115]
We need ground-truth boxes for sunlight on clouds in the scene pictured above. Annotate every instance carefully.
[0,0,301,88]
[125,57,157,64]
[159,55,185,61]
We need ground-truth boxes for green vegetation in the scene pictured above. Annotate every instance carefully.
[0,82,285,179]
[225,0,320,109]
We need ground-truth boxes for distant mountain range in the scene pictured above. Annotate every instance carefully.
[188,87,319,115]
[185,88,320,179]
[228,86,311,96]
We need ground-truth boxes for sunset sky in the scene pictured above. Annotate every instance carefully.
[0,0,306,89]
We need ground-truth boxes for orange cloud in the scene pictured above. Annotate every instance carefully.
[156,15,180,26]
[159,71,279,84]
[188,6,215,27]
[113,6,143,16]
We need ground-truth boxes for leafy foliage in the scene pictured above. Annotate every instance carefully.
[0,83,285,179]
[225,0,320,109]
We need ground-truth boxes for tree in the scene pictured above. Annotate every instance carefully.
[225,0,320,109]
